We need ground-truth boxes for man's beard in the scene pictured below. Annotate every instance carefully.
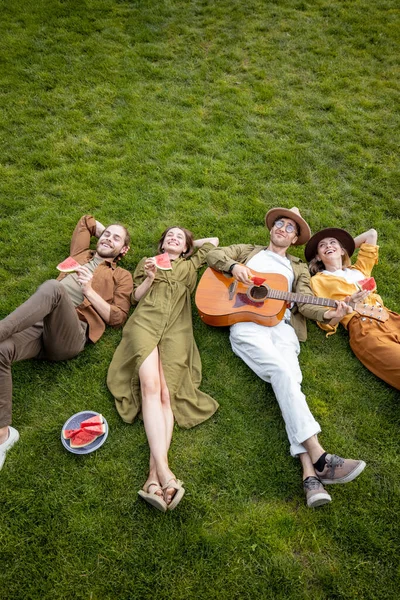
[96,242,119,259]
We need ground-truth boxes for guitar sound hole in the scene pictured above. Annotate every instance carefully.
[248,285,268,301]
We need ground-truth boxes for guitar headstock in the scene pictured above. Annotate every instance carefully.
[353,302,388,322]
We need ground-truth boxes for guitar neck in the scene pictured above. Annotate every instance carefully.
[267,288,337,308]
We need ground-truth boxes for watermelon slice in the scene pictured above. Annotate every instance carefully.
[57,257,81,273]
[80,414,103,428]
[70,429,99,449]
[252,276,266,287]
[154,253,172,270]
[83,423,106,436]
[62,428,81,440]
[358,277,376,292]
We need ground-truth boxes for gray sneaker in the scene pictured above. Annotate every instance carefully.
[303,476,332,508]
[315,454,366,485]
[0,426,20,470]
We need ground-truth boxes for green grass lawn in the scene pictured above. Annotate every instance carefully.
[1,0,399,598]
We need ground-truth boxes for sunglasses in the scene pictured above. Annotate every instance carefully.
[273,219,298,234]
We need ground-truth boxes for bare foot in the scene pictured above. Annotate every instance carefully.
[161,477,183,505]
[163,480,177,505]
[161,478,185,509]
[142,478,163,499]
[0,427,9,446]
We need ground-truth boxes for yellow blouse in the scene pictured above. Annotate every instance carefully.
[310,244,384,335]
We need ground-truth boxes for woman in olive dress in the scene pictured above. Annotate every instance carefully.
[107,226,219,512]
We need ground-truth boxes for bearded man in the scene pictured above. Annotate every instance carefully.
[0,215,133,469]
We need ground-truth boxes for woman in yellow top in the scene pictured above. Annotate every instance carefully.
[107,227,219,512]
[305,227,400,390]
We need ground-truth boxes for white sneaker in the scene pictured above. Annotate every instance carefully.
[0,426,20,470]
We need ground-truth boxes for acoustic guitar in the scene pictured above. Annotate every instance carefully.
[195,267,388,327]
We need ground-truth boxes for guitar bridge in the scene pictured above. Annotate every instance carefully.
[228,280,237,301]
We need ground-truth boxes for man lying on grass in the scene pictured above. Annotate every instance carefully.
[0,215,133,470]
[206,206,366,508]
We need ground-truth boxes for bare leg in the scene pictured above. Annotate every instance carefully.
[302,435,325,464]
[139,347,177,504]
[299,452,318,480]
[142,454,164,499]
[0,426,8,445]
[157,354,178,503]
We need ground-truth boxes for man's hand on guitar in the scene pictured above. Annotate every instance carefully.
[231,264,253,284]
[324,289,371,325]
[323,301,353,326]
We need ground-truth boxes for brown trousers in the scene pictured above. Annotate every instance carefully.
[0,280,87,427]
[348,311,400,390]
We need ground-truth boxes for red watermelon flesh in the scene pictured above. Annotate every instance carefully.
[358,277,376,292]
[80,414,103,428]
[83,423,106,436]
[70,429,99,449]
[57,257,81,273]
[154,253,172,270]
[252,276,266,287]
[62,428,81,440]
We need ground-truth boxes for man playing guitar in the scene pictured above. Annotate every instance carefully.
[206,206,367,508]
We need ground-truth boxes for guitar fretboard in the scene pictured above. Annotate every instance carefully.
[267,289,337,308]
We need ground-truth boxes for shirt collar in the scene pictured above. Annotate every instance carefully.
[90,250,117,270]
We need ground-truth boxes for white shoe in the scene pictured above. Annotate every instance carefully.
[0,426,20,470]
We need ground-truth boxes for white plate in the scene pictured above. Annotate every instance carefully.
[61,410,108,455]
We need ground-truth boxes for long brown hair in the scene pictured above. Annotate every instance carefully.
[157,226,195,258]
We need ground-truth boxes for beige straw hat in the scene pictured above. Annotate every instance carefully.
[265,206,311,246]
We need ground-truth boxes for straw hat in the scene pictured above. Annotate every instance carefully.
[265,206,311,246]
[304,227,355,262]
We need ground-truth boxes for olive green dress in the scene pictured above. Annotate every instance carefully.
[107,243,219,429]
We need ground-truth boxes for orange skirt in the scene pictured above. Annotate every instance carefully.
[348,311,400,390]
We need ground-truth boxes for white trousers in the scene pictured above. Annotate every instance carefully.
[230,320,320,457]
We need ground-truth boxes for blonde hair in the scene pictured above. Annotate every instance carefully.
[308,246,352,276]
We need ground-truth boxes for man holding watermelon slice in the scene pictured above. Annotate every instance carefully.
[206,207,366,508]
[0,215,132,470]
